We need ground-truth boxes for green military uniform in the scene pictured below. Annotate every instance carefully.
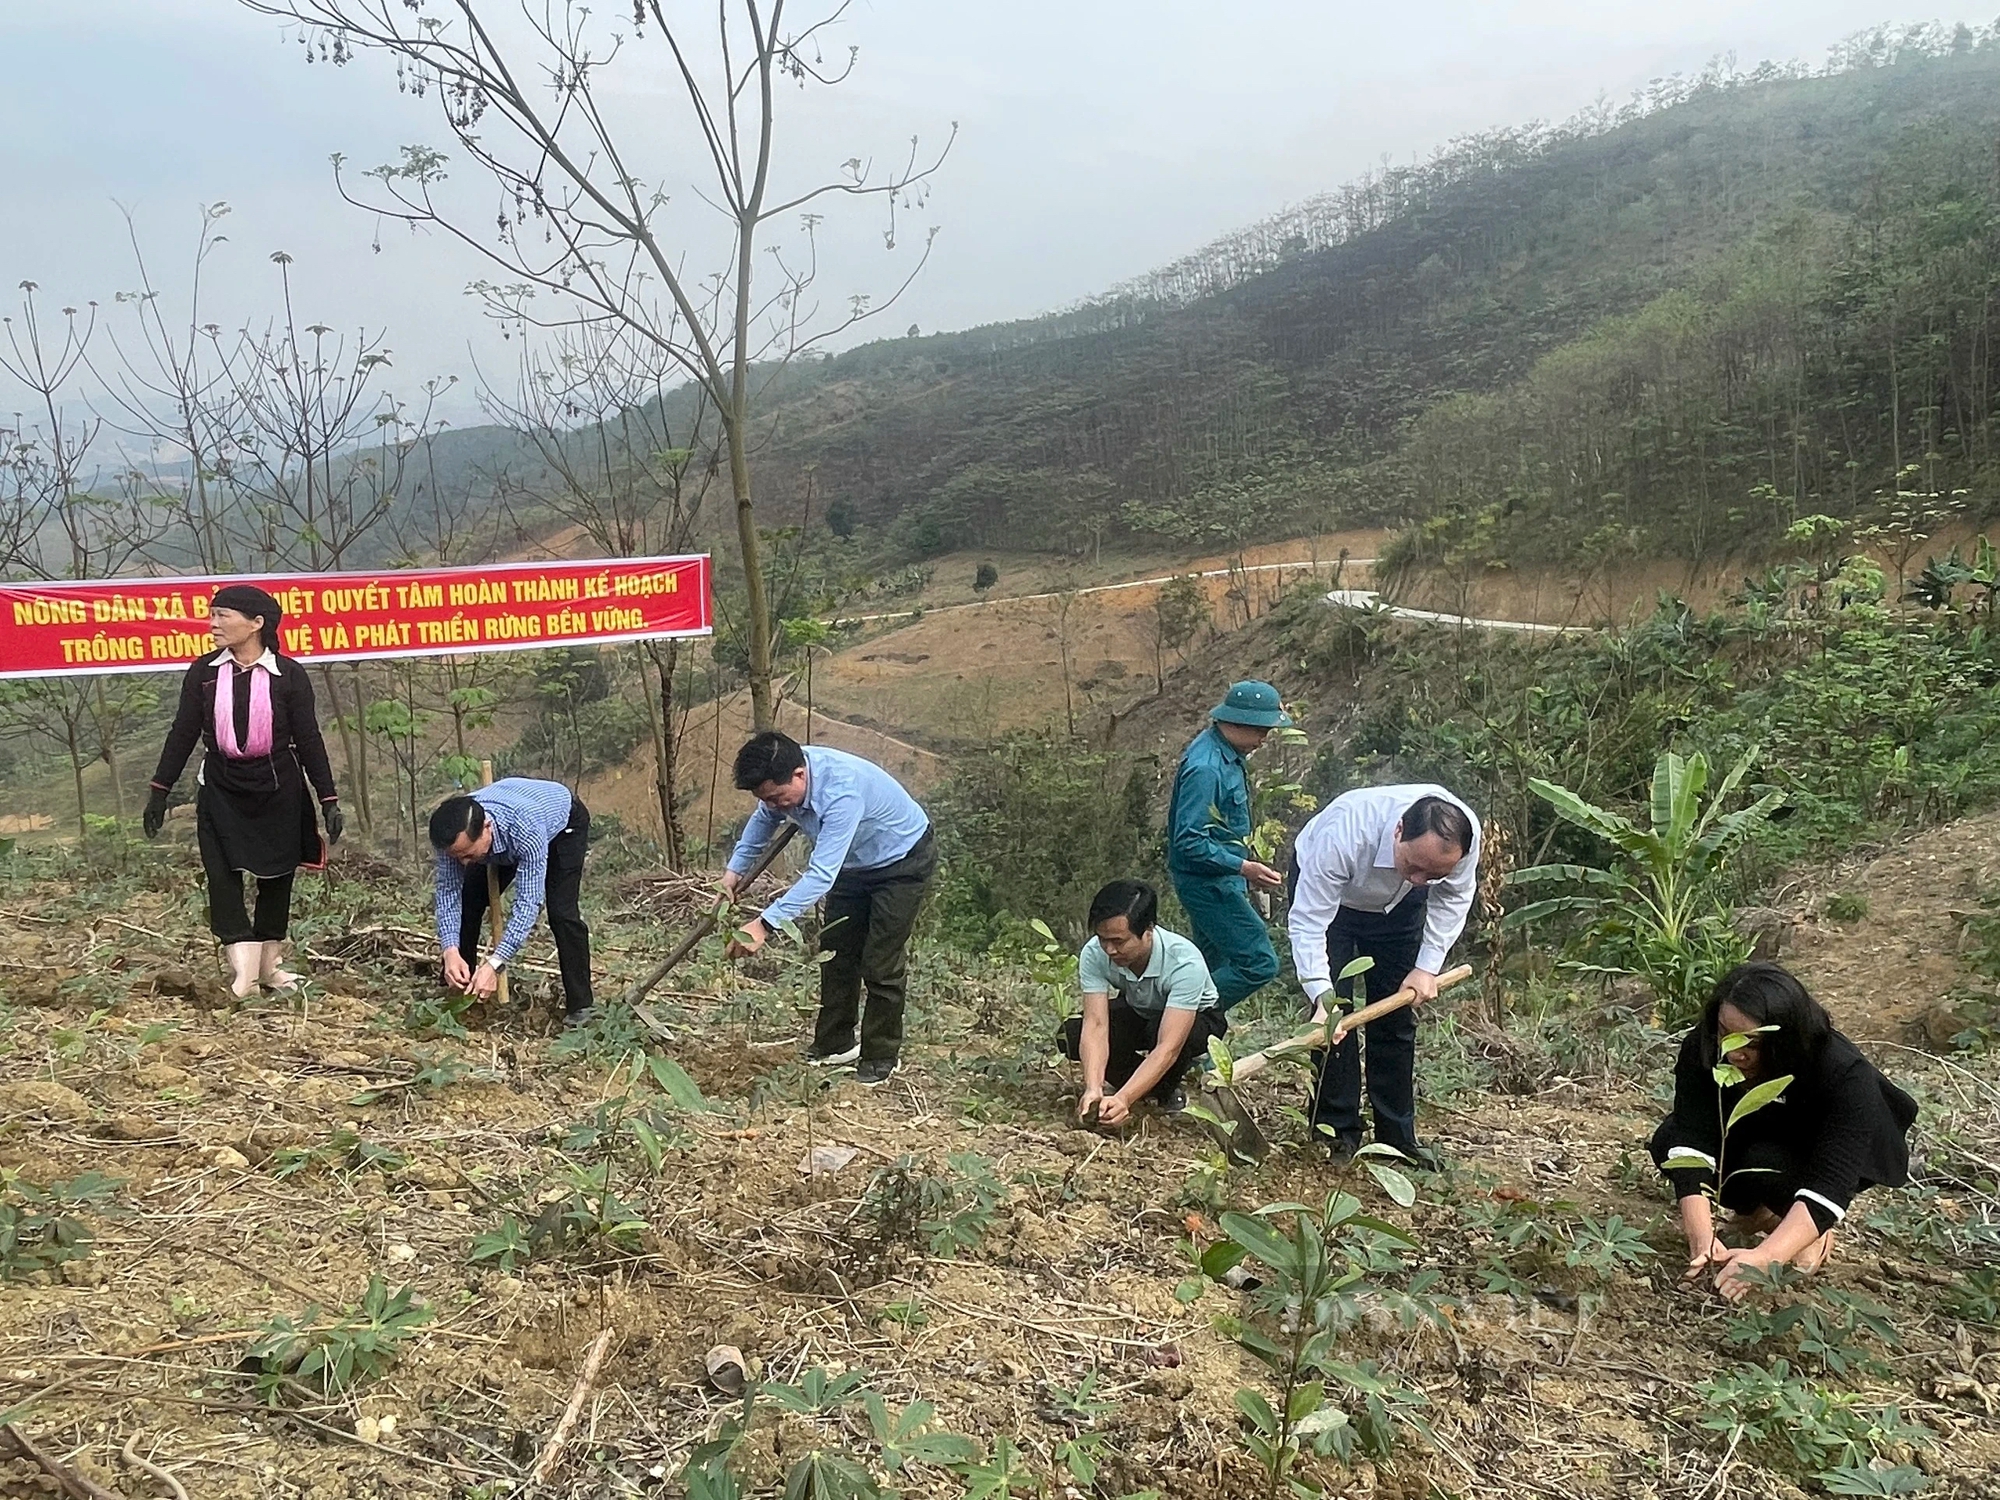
[1166,682,1289,1011]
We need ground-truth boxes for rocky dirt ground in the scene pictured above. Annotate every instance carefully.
[0,825,1996,1500]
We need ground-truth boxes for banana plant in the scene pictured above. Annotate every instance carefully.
[1504,748,1783,1024]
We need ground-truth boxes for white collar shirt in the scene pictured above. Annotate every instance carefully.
[210,647,282,676]
[1286,783,1481,1002]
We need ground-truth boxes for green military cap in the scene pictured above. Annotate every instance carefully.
[1210,680,1292,729]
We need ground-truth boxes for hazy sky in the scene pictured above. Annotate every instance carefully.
[3,2,1992,424]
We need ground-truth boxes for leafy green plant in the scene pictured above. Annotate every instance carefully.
[468,1215,533,1272]
[1823,892,1869,923]
[268,1129,406,1181]
[1564,1214,1656,1277]
[1505,747,1782,1023]
[349,1050,475,1106]
[1722,1268,1900,1377]
[674,1376,982,1500]
[1697,1359,1930,1479]
[246,1274,432,1402]
[1213,1188,1441,1494]
[1660,1022,1796,1224]
[954,1436,1041,1499]
[1040,1373,1115,1486]
[855,1152,1007,1266]
[1023,919,1079,1037]
[403,991,479,1040]
[865,1391,979,1476]
[1821,1461,1931,1495]
[550,1000,654,1062]
[1945,1268,2000,1325]
[0,1169,120,1281]
[762,1367,870,1415]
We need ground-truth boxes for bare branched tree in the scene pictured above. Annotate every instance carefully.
[94,218,443,839]
[483,321,717,863]
[0,286,172,832]
[236,0,953,731]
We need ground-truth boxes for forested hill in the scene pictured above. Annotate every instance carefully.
[712,25,2000,570]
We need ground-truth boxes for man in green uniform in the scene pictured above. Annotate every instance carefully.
[1167,680,1290,1014]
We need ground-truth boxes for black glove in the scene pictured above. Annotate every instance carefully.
[142,788,170,840]
[324,802,345,847]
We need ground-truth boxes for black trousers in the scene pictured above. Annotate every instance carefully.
[1057,1001,1224,1099]
[458,797,593,1014]
[813,829,937,1063]
[203,856,295,943]
[1299,883,1430,1151]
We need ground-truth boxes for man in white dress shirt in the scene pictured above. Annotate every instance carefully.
[1286,784,1481,1168]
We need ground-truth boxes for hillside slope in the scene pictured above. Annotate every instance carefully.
[749,35,2000,567]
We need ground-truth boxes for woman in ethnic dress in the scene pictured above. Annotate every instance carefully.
[142,585,343,996]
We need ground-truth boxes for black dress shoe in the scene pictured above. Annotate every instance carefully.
[1382,1139,1445,1172]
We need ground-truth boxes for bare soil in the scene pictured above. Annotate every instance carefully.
[0,821,1997,1499]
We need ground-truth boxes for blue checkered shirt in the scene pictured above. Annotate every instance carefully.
[433,777,577,967]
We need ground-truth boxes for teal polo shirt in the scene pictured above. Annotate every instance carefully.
[1077,926,1220,1016]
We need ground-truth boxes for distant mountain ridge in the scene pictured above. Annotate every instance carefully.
[421,21,2000,574]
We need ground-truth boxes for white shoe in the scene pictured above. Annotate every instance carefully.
[258,941,302,991]
[225,942,262,999]
[805,1042,861,1066]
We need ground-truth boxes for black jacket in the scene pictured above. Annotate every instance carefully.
[1650,1026,1917,1227]
[149,653,339,804]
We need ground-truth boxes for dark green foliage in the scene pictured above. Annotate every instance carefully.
[718,34,2000,562]
[1697,1359,1931,1480]
[0,1170,120,1282]
[1723,1266,1901,1377]
[1286,576,2000,905]
[247,1274,432,1401]
[928,731,1156,948]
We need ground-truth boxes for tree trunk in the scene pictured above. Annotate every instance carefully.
[95,683,125,820]
[642,640,686,871]
[318,665,372,838]
[64,720,87,841]
[350,663,375,837]
[728,414,776,732]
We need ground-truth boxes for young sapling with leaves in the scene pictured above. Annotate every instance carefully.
[1058,879,1225,1126]
[1651,963,1916,1302]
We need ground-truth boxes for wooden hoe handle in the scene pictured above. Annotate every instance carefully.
[1327,961,1476,1040]
[1225,963,1475,1083]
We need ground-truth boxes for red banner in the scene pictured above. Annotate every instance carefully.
[0,555,712,680]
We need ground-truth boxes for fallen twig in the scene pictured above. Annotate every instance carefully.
[0,1423,122,1500]
[530,1327,616,1485]
[119,1432,191,1500]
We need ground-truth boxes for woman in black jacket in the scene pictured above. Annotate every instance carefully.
[1650,962,1917,1301]
[143,585,343,996]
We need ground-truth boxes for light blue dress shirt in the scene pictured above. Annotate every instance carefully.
[727,745,930,928]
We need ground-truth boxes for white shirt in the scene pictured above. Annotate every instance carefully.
[1287,783,1481,1002]
[210,646,283,675]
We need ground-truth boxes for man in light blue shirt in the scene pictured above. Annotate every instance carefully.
[1057,879,1223,1124]
[430,777,593,1023]
[723,732,935,1086]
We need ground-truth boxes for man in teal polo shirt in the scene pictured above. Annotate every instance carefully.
[1057,878,1224,1122]
[1167,680,1290,1013]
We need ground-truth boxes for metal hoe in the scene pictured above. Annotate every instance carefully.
[1194,962,1475,1164]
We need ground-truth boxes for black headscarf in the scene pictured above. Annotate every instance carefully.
[210,584,284,654]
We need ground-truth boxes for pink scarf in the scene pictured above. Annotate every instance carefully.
[213,659,275,759]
